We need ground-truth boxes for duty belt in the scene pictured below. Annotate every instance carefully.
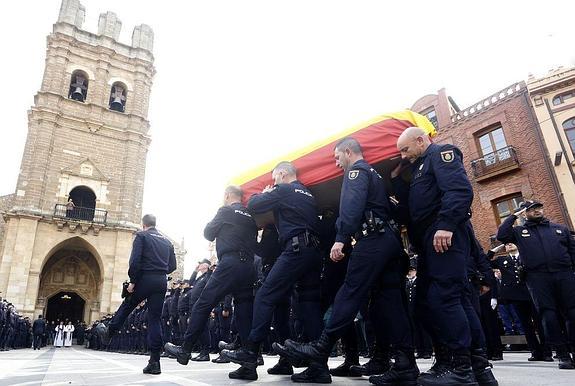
[354,218,399,241]
[289,231,321,253]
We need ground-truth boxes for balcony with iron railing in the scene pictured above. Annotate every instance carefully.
[54,204,108,224]
[470,146,520,181]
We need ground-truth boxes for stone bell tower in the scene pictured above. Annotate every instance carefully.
[0,0,156,322]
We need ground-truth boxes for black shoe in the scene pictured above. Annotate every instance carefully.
[291,364,332,384]
[229,365,258,381]
[219,337,240,351]
[330,360,360,377]
[349,357,391,377]
[558,356,575,370]
[191,352,210,362]
[418,364,478,386]
[221,347,258,370]
[142,361,161,375]
[283,333,334,364]
[163,343,191,366]
[369,349,419,386]
[212,354,231,364]
[473,367,498,386]
[273,342,311,368]
[268,356,294,375]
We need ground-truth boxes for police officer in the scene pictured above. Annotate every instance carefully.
[165,186,258,379]
[221,162,325,383]
[488,243,549,361]
[102,214,177,375]
[177,280,191,348]
[32,315,46,350]
[393,126,476,385]
[187,260,213,362]
[406,264,433,359]
[277,137,418,385]
[497,200,575,369]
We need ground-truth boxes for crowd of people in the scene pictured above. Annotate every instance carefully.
[87,127,574,385]
[0,299,87,350]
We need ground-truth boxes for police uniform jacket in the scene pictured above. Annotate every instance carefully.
[161,296,171,320]
[394,143,473,245]
[169,289,181,318]
[188,271,212,313]
[32,318,46,335]
[490,254,531,302]
[497,215,575,273]
[247,180,320,246]
[204,202,257,258]
[178,287,191,315]
[128,227,177,284]
[335,159,392,243]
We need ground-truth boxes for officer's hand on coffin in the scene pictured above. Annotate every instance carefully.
[433,230,453,253]
[330,242,345,262]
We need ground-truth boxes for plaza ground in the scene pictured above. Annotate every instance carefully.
[0,347,573,385]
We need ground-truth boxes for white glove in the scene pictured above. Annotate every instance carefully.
[490,298,498,310]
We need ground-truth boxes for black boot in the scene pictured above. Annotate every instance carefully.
[417,350,478,386]
[419,344,451,378]
[283,331,336,363]
[163,342,191,366]
[273,342,311,368]
[471,348,498,386]
[368,349,419,386]
[268,356,294,375]
[291,362,332,384]
[191,351,210,362]
[349,345,391,376]
[219,336,240,350]
[212,354,231,363]
[142,361,161,375]
[229,365,258,380]
[330,348,359,377]
[557,346,575,370]
[221,342,259,370]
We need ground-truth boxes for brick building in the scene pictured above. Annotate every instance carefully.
[0,0,184,323]
[411,82,571,248]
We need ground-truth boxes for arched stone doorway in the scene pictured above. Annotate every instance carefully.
[37,237,102,324]
[46,291,86,323]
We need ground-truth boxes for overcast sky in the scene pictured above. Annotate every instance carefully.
[1,0,574,276]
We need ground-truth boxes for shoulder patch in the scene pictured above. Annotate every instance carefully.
[440,150,454,163]
[348,170,360,180]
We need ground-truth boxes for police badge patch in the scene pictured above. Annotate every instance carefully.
[348,170,359,180]
[440,150,454,163]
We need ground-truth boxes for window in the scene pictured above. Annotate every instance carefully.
[563,117,575,155]
[422,107,438,129]
[493,194,523,225]
[477,126,510,165]
[552,90,575,106]
[68,70,88,102]
[109,82,127,112]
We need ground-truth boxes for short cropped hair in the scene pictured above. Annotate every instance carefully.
[142,214,156,227]
[273,161,297,177]
[335,137,363,155]
[225,185,243,200]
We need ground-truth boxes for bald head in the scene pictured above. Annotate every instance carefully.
[397,126,431,163]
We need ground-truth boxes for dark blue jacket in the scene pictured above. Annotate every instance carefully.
[401,143,473,234]
[32,318,46,335]
[335,159,392,243]
[188,271,212,313]
[204,202,257,257]
[178,287,191,314]
[248,180,319,245]
[128,227,177,283]
[490,253,531,301]
[497,215,575,273]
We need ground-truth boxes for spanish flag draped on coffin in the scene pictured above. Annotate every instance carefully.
[231,110,436,217]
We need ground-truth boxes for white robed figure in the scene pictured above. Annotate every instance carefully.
[64,322,75,347]
[54,322,65,347]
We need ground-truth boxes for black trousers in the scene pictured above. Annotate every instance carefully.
[184,253,256,349]
[249,244,322,344]
[525,271,575,349]
[507,299,545,354]
[326,232,413,352]
[33,334,42,349]
[109,273,167,359]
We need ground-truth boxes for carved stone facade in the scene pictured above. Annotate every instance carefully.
[0,1,182,323]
